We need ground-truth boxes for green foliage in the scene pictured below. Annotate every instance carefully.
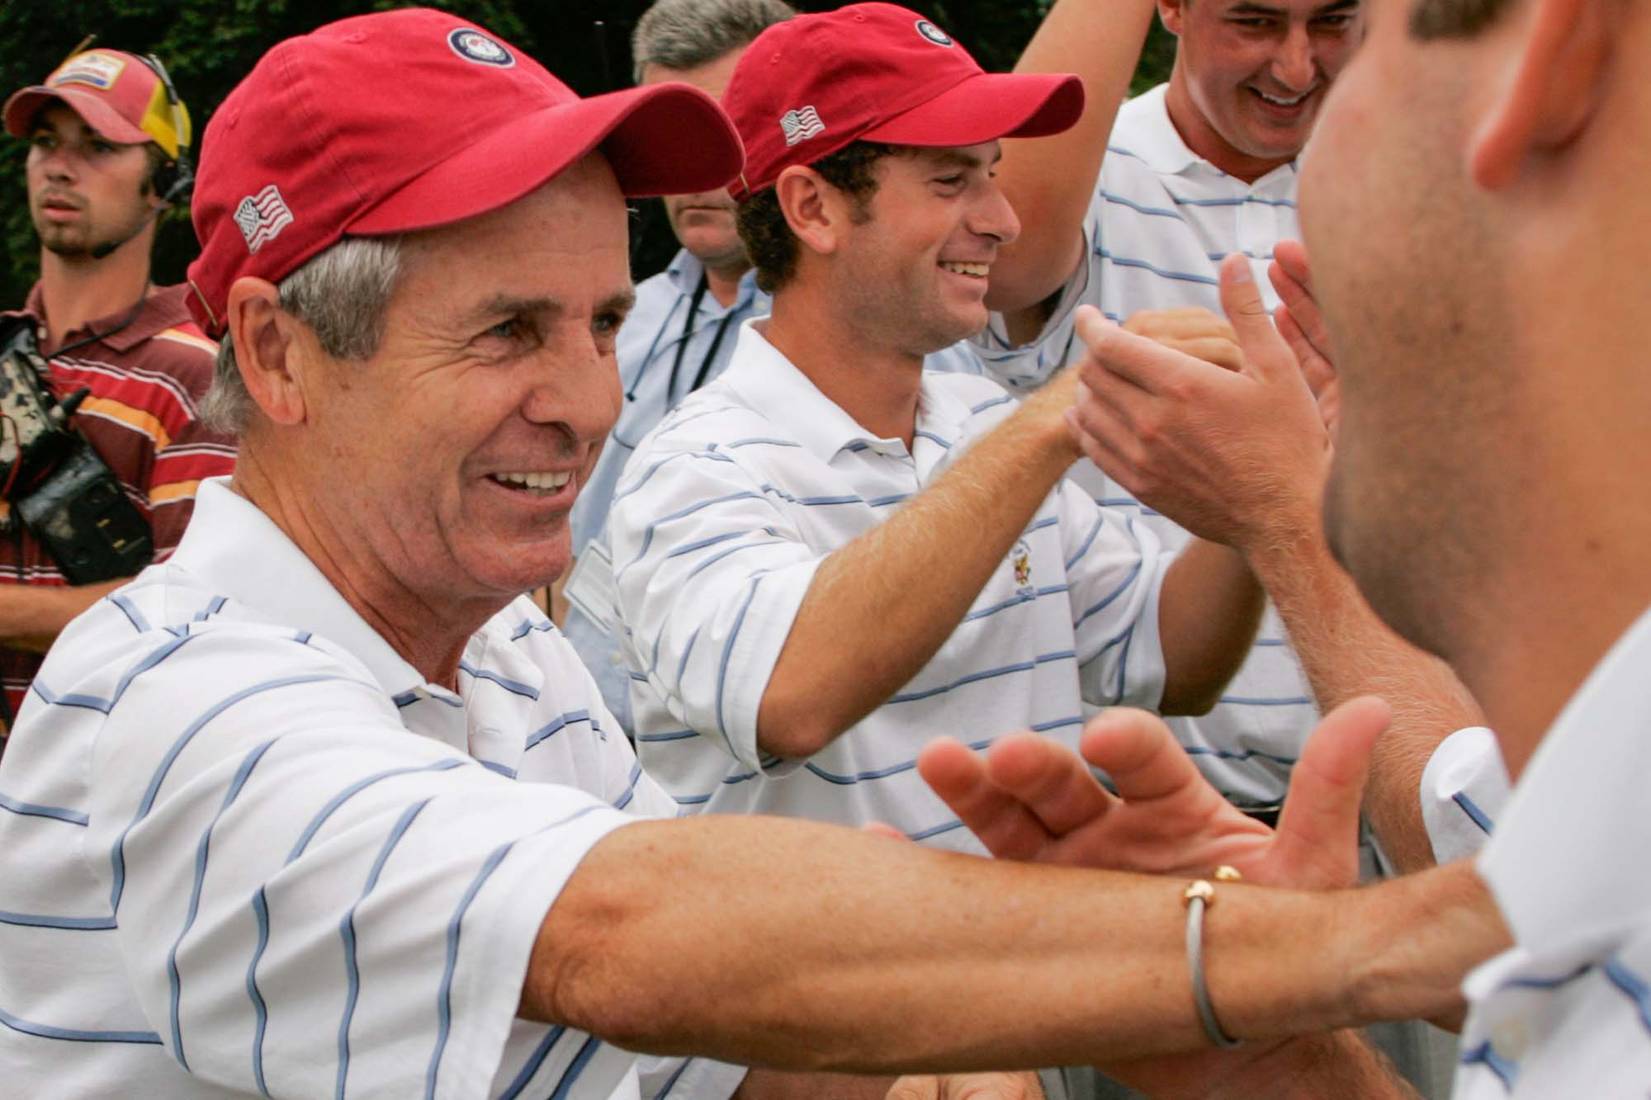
[0,0,1176,307]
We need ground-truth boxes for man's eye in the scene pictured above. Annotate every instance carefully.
[28,134,56,151]
[91,140,118,155]
[594,312,625,337]
[484,318,528,342]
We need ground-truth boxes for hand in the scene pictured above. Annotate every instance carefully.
[1066,254,1329,553]
[1270,240,1340,440]
[919,699,1394,1098]
[919,695,1389,887]
[886,1072,1044,1100]
[1122,307,1244,372]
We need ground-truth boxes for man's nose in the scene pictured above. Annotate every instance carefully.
[1272,27,1317,92]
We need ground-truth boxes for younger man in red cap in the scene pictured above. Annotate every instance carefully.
[608,3,1325,854]
[0,48,235,734]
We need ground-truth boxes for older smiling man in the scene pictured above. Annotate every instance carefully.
[0,8,1505,1100]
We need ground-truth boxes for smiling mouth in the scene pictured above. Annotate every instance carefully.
[1250,87,1313,108]
[939,261,990,279]
[488,471,572,495]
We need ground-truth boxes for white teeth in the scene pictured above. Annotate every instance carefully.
[494,471,572,492]
[1256,90,1307,106]
[940,261,989,278]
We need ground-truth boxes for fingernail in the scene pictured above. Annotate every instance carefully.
[1227,256,1254,283]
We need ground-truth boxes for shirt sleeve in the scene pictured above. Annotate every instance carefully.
[78,621,634,1100]
[607,443,822,773]
[971,189,1105,393]
[1420,725,1508,863]
[1055,479,1169,710]
[636,1057,748,1100]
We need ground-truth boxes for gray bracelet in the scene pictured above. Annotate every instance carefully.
[1183,866,1244,1050]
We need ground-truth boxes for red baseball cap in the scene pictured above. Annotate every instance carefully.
[723,2,1083,199]
[3,48,191,159]
[185,8,745,336]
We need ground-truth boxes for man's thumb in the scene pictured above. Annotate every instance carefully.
[1217,253,1288,377]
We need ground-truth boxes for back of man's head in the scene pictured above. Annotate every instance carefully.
[632,0,798,82]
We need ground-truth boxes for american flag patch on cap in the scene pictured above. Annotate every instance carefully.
[780,106,825,147]
[233,184,295,255]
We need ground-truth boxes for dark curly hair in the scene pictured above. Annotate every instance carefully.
[736,141,908,293]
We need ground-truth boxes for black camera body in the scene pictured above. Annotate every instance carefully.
[0,319,153,584]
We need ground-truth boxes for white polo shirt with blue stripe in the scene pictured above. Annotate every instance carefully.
[564,251,983,735]
[607,321,1169,849]
[973,83,1312,807]
[1452,605,1651,1096]
[0,478,694,1100]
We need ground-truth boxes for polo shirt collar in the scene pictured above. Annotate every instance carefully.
[1120,84,1298,188]
[19,281,190,353]
[1478,603,1651,952]
[664,249,763,314]
[720,321,889,463]
[169,477,428,699]
[1119,85,1203,176]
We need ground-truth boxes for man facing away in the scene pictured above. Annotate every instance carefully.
[0,47,235,733]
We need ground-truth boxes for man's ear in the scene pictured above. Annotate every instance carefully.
[224,278,315,427]
[1467,0,1612,190]
[774,165,850,261]
[1158,0,1188,37]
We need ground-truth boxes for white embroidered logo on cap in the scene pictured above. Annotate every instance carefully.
[448,28,515,67]
[915,20,955,47]
[780,106,825,147]
[234,184,294,255]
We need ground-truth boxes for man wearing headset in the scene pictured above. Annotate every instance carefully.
[0,48,236,735]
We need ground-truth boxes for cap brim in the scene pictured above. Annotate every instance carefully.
[351,81,743,236]
[862,72,1084,148]
[2,85,151,144]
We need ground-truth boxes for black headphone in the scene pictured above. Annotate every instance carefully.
[135,52,193,207]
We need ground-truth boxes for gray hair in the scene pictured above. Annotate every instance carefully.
[631,0,796,81]
[202,236,403,436]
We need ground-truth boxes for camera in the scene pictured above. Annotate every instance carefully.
[0,318,153,583]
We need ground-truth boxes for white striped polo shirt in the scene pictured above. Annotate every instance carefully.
[1452,606,1651,1097]
[608,322,1168,849]
[974,83,1314,807]
[0,478,681,1100]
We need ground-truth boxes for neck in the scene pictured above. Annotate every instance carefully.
[764,282,924,447]
[701,258,749,309]
[231,443,499,689]
[36,235,154,354]
[1163,67,1291,184]
[1445,350,1651,778]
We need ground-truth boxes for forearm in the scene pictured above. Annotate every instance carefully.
[757,402,1077,756]
[1249,533,1485,873]
[1156,539,1265,714]
[988,0,1159,315]
[524,817,1494,1073]
[0,578,127,652]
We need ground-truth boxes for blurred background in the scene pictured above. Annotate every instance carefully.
[0,0,1176,307]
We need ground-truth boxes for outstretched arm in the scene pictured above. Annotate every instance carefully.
[1069,253,1486,870]
[988,0,1161,319]
[523,806,1498,1074]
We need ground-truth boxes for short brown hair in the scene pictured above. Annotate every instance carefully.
[1409,0,1517,38]
[736,141,908,293]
